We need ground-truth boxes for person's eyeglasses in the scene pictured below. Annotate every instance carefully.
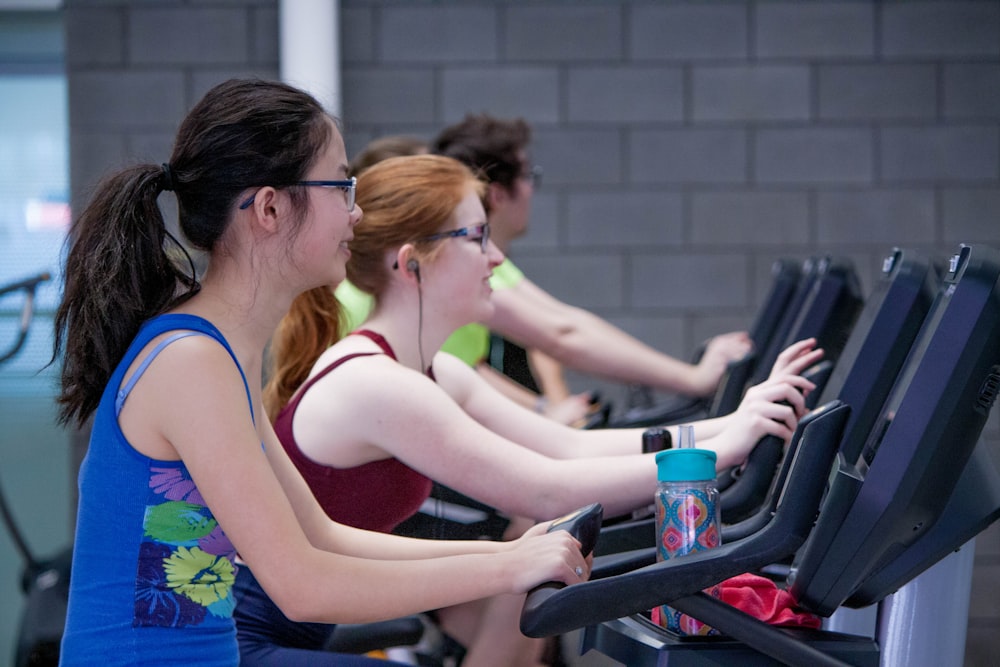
[238,177,357,212]
[521,165,543,188]
[415,223,491,254]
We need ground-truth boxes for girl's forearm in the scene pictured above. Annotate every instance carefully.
[318,520,509,561]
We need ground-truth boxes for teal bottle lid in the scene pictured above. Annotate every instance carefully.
[655,448,717,482]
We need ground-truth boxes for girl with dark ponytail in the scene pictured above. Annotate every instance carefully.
[54,79,590,667]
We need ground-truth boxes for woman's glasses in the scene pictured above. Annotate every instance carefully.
[238,177,357,212]
[415,223,490,253]
[521,164,543,188]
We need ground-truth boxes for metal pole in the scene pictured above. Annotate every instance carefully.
[877,540,975,667]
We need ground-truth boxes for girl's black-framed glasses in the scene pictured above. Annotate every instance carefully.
[238,177,357,212]
[394,224,491,269]
[415,223,490,253]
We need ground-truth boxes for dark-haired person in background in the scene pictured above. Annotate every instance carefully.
[432,114,752,403]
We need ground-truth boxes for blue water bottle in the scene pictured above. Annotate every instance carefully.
[653,425,722,635]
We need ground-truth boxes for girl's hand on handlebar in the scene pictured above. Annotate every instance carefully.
[741,376,811,430]
[690,331,753,397]
[768,338,825,384]
[505,521,591,593]
[715,375,814,468]
[544,392,595,426]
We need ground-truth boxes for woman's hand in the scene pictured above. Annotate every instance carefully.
[503,521,591,593]
[543,391,595,426]
[768,338,825,383]
[690,331,753,397]
[710,373,816,469]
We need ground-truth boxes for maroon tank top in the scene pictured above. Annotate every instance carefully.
[274,330,433,533]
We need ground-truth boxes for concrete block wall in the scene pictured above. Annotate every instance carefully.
[64,0,280,211]
[339,2,1000,396]
[63,1,1000,665]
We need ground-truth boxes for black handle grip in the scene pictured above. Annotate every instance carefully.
[709,352,756,417]
[523,503,604,608]
[720,393,802,523]
[719,434,785,524]
[580,401,612,430]
[546,502,603,557]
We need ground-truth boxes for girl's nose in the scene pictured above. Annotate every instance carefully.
[486,239,504,268]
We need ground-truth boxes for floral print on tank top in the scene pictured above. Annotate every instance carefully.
[133,465,238,627]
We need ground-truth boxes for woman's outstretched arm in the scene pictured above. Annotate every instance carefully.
[132,336,588,626]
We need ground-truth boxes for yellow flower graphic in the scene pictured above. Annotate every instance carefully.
[163,546,235,607]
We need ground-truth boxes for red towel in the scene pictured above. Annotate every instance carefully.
[720,573,821,629]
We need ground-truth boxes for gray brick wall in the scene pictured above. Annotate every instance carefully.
[757,2,875,58]
[883,2,1000,58]
[631,4,748,60]
[694,64,811,122]
[631,128,747,184]
[818,64,937,121]
[63,1,1000,665]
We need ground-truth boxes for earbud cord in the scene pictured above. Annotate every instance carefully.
[417,279,427,377]
[415,279,443,539]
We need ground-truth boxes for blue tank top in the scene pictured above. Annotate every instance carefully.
[60,314,250,666]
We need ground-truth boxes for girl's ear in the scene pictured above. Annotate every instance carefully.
[485,181,509,210]
[393,244,422,285]
[245,186,283,234]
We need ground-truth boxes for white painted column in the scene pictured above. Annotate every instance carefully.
[279,0,341,117]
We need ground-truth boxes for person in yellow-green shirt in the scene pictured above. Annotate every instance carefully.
[432,114,753,401]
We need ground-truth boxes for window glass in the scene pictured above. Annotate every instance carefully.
[0,13,66,391]
[0,10,69,664]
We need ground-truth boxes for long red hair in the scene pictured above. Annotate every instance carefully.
[263,154,484,420]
